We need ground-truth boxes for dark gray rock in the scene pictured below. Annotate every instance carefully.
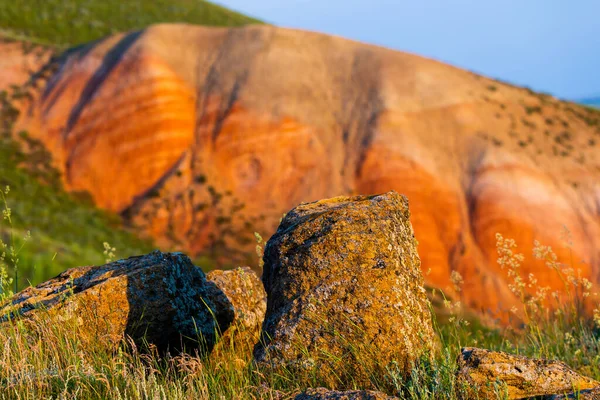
[0,251,234,353]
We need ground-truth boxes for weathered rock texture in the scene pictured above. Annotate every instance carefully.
[206,266,266,337]
[0,251,234,352]
[253,192,436,384]
[457,347,600,399]
[294,388,399,400]
[8,24,600,316]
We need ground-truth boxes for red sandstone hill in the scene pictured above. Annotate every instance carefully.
[5,24,600,316]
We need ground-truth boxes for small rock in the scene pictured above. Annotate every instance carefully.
[294,388,399,399]
[254,192,436,385]
[0,251,234,353]
[456,347,600,399]
[206,266,266,337]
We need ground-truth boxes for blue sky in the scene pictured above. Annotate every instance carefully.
[215,0,599,100]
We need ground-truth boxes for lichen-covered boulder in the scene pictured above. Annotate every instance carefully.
[253,191,436,384]
[0,251,234,353]
[456,347,600,399]
[206,266,266,337]
[294,388,399,399]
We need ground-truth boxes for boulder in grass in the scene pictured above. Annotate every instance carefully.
[0,251,234,353]
[253,191,436,385]
[206,266,266,339]
[456,347,600,399]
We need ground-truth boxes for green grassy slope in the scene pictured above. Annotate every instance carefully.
[0,0,262,47]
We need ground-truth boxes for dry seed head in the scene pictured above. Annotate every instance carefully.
[450,270,464,293]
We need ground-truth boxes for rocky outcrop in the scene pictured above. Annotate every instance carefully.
[10,24,600,317]
[253,192,436,385]
[0,251,234,353]
[456,347,600,399]
[206,266,266,338]
[294,388,398,400]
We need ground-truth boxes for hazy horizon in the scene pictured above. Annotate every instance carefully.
[215,0,599,101]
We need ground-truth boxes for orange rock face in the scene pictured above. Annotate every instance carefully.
[0,37,52,91]
[11,24,600,317]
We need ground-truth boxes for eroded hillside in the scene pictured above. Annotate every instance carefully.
[7,24,600,316]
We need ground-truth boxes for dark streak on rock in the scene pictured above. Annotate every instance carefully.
[334,48,384,184]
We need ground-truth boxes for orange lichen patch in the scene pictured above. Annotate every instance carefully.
[9,265,132,349]
[206,266,266,363]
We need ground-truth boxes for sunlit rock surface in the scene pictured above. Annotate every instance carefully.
[253,192,435,385]
[457,347,600,399]
[207,266,266,338]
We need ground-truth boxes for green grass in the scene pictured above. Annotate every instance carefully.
[0,0,262,47]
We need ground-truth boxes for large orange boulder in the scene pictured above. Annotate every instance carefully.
[10,24,600,317]
[456,347,600,399]
[253,192,436,386]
